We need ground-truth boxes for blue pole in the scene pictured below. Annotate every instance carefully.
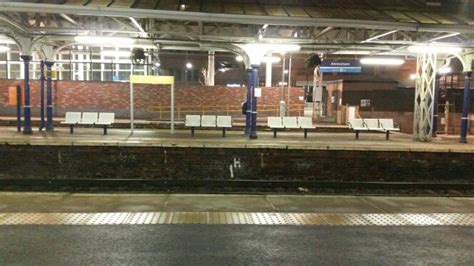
[245,68,252,135]
[39,60,45,131]
[432,74,440,137]
[45,61,55,131]
[16,85,21,132]
[249,64,259,139]
[20,55,33,134]
[460,71,472,143]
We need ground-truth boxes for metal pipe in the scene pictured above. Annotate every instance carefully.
[432,74,440,137]
[460,71,472,143]
[16,85,21,132]
[245,68,252,135]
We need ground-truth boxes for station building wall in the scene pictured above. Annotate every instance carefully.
[0,79,305,120]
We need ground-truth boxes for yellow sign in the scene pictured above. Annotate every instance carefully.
[130,75,174,85]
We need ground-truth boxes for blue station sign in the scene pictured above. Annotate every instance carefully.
[320,60,362,73]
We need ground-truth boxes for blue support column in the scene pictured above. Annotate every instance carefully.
[432,74,440,137]
[45,61,55,131]
[249,64,259,139]
[39,61,45,131]
[460,71,472,143]
[20,55,33,134]
[245,68,252,135]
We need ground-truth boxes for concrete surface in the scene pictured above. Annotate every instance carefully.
[0,225,473,265]
[0,193,473,213]
[1,126,474,152]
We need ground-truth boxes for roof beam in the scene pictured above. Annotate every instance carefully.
[1,2,474,34]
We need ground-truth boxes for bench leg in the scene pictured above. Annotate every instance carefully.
[69,125,74,134]
[355,131,359,139]
[304,129,308,139]
[222,128,226,138]
[386,131,390,140]
[191,127,195,137]
[273,129,277,138]
[103,126,108,135]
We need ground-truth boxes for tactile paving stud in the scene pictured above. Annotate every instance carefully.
[0,212,472,226]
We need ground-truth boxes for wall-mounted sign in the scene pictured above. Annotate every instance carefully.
[320,60,362,73]
[360,99,371,107]
[254,87,261,98]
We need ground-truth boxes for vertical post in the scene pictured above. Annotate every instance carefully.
[21,55,33,134]
[16,85,22,132]
[265,56,272,87]
[207,51,215,86]
[287,55,292,116]
[460,71,472,143]
[413,51,437,141]
[432,74,440,137]
[249,64,259,139]
[45,61,55,131]
[130,82,134,134]
[245,68,252,135]
[171,83,175,134]
[39,61,45,131]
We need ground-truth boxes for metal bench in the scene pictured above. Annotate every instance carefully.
[298,116,316,138]
[60,112,82,134]
[96,112,115,135]
[267,116,284,138]
[348,118,399,140]
[216,116,232,137]
[185,115,201,136]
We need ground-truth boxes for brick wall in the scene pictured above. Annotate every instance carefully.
[0,79,304,119]
[0,145,473,182]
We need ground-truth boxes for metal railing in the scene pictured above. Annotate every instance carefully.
[146,104,305,120]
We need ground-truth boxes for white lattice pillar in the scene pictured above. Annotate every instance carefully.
[413,52,437,141]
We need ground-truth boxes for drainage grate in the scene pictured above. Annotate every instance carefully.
[0,212,472,226]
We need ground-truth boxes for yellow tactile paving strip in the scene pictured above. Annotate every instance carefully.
[0,212,472,226]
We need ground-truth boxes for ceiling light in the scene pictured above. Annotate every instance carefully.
[438,67,451,74]
[242,43,300,65]
[408,44,461,54]
[154,62,161,67]
[360,57,405,66]
[235,55,243,62]
[263,56,281,64]
[75,36,135,45]
[186,62,193,69]
[410,74,417,80]
[0,45,10,52]
[102,50,131,57]
[333,50,372,55]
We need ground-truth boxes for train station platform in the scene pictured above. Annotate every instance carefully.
[0,193,472,264]
[1,125,474,193]
[0,125,473,153]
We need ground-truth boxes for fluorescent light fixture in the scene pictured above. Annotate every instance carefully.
[284,70,289,74]
[333,50,372,55]
[186,62,193,69]
[235,55,243,62]
[102,50,131,57]
[75,36,135,45]
[263,56,281,63]
[408,44,461,54]
[438,66,451,74]
[360,57,405,66]
[0,45,10,52]
[0,36,15,44]
[242,43,300,65]
[410,74,417,80]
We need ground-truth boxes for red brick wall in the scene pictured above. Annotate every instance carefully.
[0,79,304,119]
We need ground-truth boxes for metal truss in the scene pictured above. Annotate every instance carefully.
[0,2,473,55]
[413,52,438,142]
